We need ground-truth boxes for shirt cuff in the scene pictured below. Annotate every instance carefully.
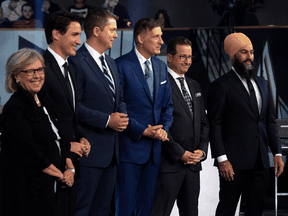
[199,150,206,160]
[217,155,228,163]
[105,115,110,128]
[275,153,282,157]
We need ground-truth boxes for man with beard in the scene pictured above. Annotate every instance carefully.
[207,32,284,216]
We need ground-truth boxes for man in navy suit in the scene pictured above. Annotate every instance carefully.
[115,18,174,216]
[42,10,90,216]
[69,9,128,216]
[207,32,284,216]
[152,36,209,216]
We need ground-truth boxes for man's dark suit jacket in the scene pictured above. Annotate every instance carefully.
[42,50,85,164]
[207,70,282,169]
[159,73,209,173]
[69,44,127,168]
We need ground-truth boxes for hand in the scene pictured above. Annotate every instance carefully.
[154,128,169,141]
[61,169,74,187]
[142,124,163,138]
[218,160,235,182]
[80,137,91,157]
[70,142,86,157]
[274,155,284,177]
[181,150,201,165]
[107,112,129,132]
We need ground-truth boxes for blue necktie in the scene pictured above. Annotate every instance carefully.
[144,60,154,98]
[100,55,115,103]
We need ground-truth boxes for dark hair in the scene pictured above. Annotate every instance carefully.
[84,9,118,39]
[21,3,34,13]
[154,9,173,28]
[45,10,82,44]
[167,36,192,55]
[133,18,160,44]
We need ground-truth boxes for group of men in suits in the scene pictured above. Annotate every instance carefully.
[41,8,284,216]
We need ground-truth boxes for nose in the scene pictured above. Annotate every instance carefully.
[76,36,81,45]
[115,31,118,38]
[159,37,164,45]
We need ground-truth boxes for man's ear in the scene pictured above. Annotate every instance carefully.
[137,33,145,45]
[167,53,173,63]
[93,26,100,37]
[52,29,60,41]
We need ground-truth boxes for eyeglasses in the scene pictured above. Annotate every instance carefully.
[21,67,45,76]
[179,55,194,62]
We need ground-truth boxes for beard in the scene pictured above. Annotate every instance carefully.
[233,55,257,80]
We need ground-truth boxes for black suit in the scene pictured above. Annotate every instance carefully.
[42,49,85,216]
[152,72,209,216]
[207,70,282,215]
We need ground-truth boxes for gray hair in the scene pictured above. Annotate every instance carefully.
[5,48,44,93]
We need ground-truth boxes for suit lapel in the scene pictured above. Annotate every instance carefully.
[168,74,193,121]
[227,70,258,117]
[255,77,267,117]
[45,50,74,110]
[81,46,115,106]
[130,51,153,102]
[151,56,159,103]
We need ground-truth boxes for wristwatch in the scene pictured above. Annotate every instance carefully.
[67,167,75,175]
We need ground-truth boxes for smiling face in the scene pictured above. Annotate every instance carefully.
[233,44,254,67]
[55,21,82,59]
[167,44,192,76]
[97,18,118,53]
[138,26,164,59]
[14,59,45,96]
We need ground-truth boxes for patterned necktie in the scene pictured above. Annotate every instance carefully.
[100,55,115,103]
[144,60,154,98]
[177,77,193,117]
[63,62,73,102]
[247,78,259,116]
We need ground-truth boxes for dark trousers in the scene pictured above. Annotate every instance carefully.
[215,167,269,216]
[75,160,117,216]
[152,168,200,216]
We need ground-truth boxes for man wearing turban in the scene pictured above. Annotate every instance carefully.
[207,32,284,215]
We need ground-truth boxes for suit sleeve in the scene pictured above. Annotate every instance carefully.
[207,79,226,159]
[159,71,174,132]
[266,82,282,155]
[69,58,110,132]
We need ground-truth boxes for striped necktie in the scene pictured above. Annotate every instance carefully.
[100,55,115,103]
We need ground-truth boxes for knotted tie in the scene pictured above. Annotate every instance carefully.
[63,62,73,102]
[177,77,193,117]
[247,78,259,116]
[100,55,115,103]
[144,60,154,98]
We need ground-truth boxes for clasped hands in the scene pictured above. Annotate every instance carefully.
[181,150,203,165]
[143,124,169,142]
[70,137,91,157]
[108,112,129,132]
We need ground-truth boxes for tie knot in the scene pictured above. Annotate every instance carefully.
[100,55,105,63]
[63,62,68,69]
[144,60,150,67]
[177,77,185,84]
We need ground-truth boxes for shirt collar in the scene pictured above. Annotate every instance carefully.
[47,46,68,69]
[168,66,186,80]
[135,46,151,65]
[85,42,104,59]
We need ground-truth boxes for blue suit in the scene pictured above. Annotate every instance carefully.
[115,49,173,216]
[69,44,126,216]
